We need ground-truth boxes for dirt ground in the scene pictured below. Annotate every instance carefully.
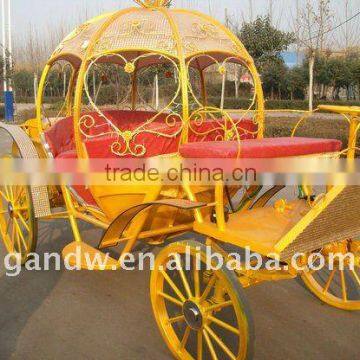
[0,221,359,360]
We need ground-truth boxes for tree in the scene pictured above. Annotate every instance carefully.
[0,50,14,89]
[236,16,295,100]
[237,16,295,64]
[296,0,332,110]
[352,56,360,100]
[13,70,34,97]
[314,54,332,98]
[286,66,307,100]
[327,56,354,100]
[260,57,288,99]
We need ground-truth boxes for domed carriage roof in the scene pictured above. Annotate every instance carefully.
[49,0,253,68]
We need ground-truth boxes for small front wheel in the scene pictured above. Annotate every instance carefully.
[150,240,254,360]
[301,239,360,311]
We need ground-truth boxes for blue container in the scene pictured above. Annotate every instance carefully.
[4,90,14,122]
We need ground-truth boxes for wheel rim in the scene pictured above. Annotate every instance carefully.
[151,242,252,360]
[301,240,360,311]
[0,183,35,263]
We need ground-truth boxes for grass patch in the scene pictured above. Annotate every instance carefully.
[265,115,359,149]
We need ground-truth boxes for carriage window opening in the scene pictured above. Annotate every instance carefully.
[84,62,131,111]
[203,62,255,111]
[136,63,180,112]
[41,60,75,126]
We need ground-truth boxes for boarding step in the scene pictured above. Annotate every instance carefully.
[62,242,119,270]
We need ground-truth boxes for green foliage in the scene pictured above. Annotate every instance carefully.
[237,16,295,63]
[0,52,14,83]
[13,70,34,97]
[234,15,360,102]
[301,53,360,100]
[207,96,360,110]
[286,67,307,99]
[236,16,296,100]
[260,57,288,98]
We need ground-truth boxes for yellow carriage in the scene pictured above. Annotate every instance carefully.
[1,1,359,359]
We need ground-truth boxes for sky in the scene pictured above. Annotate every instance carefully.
[6,0,360,49]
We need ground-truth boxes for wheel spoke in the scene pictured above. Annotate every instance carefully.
[340,270,348,302]
[9,221,15,253]
[5,218,13,236]
[173,254,193,299]
[158,291,184,307]
[168,314,185,325]
[17,212,30,233]
[160,269,186,302]
[180,326,191,350]
[14,218,28,252]
[207,315,240,336]
[4,185,11,201]
[203,329,218,360]
[9,185,14,202]
[13,187,25,206]
[14,223,21,252]
[350,269,360,287]
[197,330,203,360]
[205,325,237,360]
[323,269,336,293]
[199,274,217,303]
[193,257,201,298]
[11,220,15,243]
[205,300,233,312]
[0,189,9,202]
[2,220,16,253]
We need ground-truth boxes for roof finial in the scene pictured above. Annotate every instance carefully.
[134,0,172,8]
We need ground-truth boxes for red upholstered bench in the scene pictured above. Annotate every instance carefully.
[44,110,180,158]
[179,137,342,158]
[44,110,258,159]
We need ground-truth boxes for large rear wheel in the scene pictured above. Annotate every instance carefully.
[150,240,254,360]
[0,155,37,264]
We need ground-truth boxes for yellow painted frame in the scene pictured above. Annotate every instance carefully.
[24,2,358,299]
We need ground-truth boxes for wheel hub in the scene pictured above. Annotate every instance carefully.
[7,202,14,218]
[182,300,203,330]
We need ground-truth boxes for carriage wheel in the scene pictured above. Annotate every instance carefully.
[150,240,254,360]
[0,155,37,264]
[301,239,360,311]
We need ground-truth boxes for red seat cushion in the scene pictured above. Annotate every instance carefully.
[179,137,342,158]
[44,110,258,158]
[44,116,75,157]
[84,133,180,158]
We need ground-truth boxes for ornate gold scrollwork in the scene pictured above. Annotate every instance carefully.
[185,54,259,154]
[80,52,183,157]
[191,23,219,39]
[52,23,91,57]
